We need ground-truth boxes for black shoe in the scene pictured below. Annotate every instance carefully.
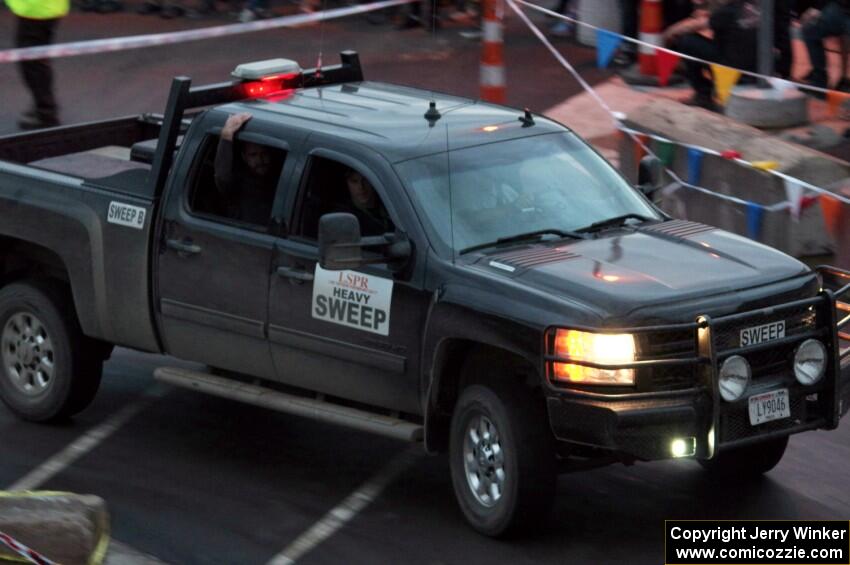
[799,75,828,99]
[612,51,636,68]
[835,78,850,93]
[18,113,60,130]
[684,93,720,113]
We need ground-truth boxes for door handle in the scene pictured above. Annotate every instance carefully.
[166,239,202,256]
[276,266,314,283]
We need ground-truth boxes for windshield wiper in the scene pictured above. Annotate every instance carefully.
[458,229,586,255]
[576,213,655,234]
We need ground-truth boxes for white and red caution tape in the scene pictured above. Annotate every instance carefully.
[0,0,414,64]
[0,531,57,565]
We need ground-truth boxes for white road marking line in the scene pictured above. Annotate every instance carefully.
[267,447,421,565]
[7,385,168,492]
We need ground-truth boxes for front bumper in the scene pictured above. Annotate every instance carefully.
[546,266,850,462]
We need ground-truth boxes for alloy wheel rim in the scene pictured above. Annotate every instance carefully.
[463,414,506,508]
[1,312,55,396]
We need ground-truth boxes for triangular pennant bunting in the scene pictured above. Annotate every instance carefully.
[720,149,741,160]
[746,202,764,240]
[820,194,843,238]
[751,160,779,171]
[783,179,804,221]
[595,29,623,69]
[687,148,703,185]
[656,50,680,87]
[634,133,650,164]
[656,140,676,167]
[710,64,741,105]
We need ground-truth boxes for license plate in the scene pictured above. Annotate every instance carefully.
[740,320,786,347]
[748,389,791,426]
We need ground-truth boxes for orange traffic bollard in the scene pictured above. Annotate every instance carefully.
[638,0,663,76]
[480,0,505,103]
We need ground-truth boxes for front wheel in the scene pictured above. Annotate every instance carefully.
[449,382,557,537]
[698,436,789,478]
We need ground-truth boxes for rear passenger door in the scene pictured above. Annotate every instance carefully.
[157,113,305,378]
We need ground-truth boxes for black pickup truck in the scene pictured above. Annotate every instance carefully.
[0,51,848,536]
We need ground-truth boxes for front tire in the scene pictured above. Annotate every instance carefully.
[0,280,102,422]
[699,436,789,478]
[449,382,557,537]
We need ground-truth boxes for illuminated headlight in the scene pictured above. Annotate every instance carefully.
[794,339,827,386]
[552,329,636,385]
[718,355,750,402]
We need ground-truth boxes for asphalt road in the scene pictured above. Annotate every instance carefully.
[0,348,848,564]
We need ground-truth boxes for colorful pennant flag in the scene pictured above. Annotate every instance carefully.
[656,140,676,167]
[826,90,850,118]
[820,194,843,238]
[596,29,623,69]
[710,64,741,105]
[751,160,779,171]
[634,133,650,164]
[720,149,742,160]
[746,202,764,240]
[687,148,703,185]
[656,49,680,87]
[784,179,804,221]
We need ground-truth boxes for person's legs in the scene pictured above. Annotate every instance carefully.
[674,32,721,105]
[774,0,793,78]
[15,17,59,126]
[802,2,847,86]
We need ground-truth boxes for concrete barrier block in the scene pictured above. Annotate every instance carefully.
[620,98,849,257]
[725,86,809,129]
[0,492,109,565]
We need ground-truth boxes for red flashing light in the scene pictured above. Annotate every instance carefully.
[243,72,302,98]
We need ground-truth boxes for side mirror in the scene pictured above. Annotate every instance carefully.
[319,213,363,270]
[318,213,412,272]
[637,155,663,198]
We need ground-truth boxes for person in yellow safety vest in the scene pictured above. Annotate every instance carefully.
[5,0,69,129]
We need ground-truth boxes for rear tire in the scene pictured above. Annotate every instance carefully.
[0,280,103,422]
[698,436,789,478]
[449,381,557,537]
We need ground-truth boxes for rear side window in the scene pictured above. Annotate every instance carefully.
[187,135,287,230]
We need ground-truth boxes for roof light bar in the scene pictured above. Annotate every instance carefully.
[232,58,303,80]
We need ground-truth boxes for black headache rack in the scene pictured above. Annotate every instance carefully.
[147,50,364,198]
[544,265,850,459]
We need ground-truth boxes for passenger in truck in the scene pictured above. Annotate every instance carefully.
[336,169,394,236]
[213,113,281,226]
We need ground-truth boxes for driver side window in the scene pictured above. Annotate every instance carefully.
[293,156,394,240]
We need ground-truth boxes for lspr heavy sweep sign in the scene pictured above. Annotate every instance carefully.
[311,265,394,336]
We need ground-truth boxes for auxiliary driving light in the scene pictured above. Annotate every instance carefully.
[670,437,696,458]
[793,339,827,385]
[718,355,751,402]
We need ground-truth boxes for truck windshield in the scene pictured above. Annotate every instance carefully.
[395,133,660,256]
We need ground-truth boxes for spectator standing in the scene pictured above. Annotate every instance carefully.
[6,0,68,129]
[664,0,759,111]
[801,0,850,93]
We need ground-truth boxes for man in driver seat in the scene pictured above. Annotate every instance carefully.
[337,169,393,236]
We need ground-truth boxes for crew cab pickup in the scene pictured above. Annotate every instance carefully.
[0,52,848,536]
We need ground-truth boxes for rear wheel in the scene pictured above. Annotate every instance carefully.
[449,381,557,537]
[0,280,102,421]
[699,436,789,478]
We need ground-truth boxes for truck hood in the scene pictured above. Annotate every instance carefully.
[470,220,811,321]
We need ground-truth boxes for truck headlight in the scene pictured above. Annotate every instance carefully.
[794,339,827,385]
[552,329,636,385]
[718,355,750,402]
